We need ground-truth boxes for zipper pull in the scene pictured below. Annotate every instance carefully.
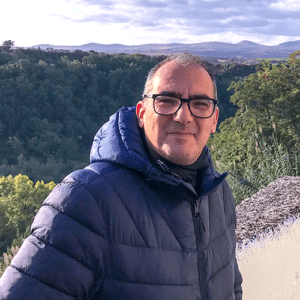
[157,159,169,172]
[194,199,201,217]
[194,199,206,232]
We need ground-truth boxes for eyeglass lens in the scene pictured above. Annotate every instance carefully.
[154,95,215,118]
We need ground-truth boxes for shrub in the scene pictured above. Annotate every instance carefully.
[0,245,20,277]
[213,127,300,204]
[0,174,55,254]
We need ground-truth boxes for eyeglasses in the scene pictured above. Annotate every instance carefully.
[143,94,219,119]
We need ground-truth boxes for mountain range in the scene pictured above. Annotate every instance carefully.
[33,40,300,58]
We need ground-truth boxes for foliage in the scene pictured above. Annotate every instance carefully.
[0,174,55,255]
[216,63,256,123]
[0,225,31,276]
[0,47,164,180]
[0,245,20,277]
[211,127,300,203]
[209,51,300,203]
[0,155,86,183]
[0,43,257,183]
[1,40,14,52]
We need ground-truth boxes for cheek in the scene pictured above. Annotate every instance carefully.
[145,117,168,146]
[195,121,213,139]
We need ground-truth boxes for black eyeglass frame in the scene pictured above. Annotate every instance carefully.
[143,94,219,119]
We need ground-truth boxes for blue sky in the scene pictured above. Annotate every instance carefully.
[1,0,300,47]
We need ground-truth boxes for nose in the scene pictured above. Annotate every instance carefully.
[173,102,194,124]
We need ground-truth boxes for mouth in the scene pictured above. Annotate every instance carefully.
[169,132,194,135]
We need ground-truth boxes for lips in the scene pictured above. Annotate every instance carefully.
[169,132,194,135]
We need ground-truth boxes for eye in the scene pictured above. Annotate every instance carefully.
[191,99,211,109]
[155,96,178,106]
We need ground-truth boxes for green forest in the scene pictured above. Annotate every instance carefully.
[1,40,300,273]
[0,41,256,184]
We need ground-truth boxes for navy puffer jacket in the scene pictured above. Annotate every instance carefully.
[0,106,242,300]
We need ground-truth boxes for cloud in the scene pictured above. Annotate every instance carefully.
[70,0,300,44]
[82,0,114,5]
[2,0,300,47]
[80,13,130,24]
[83,0,170,8]
[219,17,269,28]
[270,0,300,11]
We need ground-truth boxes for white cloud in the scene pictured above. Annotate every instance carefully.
[1,0,300,47]
[270,0,300,11]
[213,7,239,13]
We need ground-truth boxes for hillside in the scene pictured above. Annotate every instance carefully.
[32,40,300,58]
[0,47,257,183]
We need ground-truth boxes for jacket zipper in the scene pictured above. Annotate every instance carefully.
[193,198,208,300]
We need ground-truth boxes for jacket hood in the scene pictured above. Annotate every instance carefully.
[90,106,155,173]
[90,106,226,193]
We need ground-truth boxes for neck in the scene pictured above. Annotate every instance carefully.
[141,134,208,187]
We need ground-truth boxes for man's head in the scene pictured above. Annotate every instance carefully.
[136,53,219,166]
[143,53,218,99]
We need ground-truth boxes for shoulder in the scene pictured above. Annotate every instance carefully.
[210,174,235,205]
[221,178,235,203]
[45,161,142,211]
[44,162,128,208]
[214,178,236,210]
[208,178,236,223]
[32,162,128,235]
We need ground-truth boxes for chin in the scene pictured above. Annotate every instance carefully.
[165,153,198,166]
[159,144,200,165]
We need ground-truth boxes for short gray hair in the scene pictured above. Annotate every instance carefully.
[143,53,218,99]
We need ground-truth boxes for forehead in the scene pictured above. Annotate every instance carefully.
[151,61,214,97]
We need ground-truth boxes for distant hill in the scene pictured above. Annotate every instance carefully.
[276,40,300,50]
[31,40,300,58]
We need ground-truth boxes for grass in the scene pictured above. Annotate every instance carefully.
[0,246,19,277]
[215,129,300,204]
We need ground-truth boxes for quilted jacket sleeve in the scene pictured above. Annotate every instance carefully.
[234,254,243,299]
[0,170,108,300]
[223,179,243,300]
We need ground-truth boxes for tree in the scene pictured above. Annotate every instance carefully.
[1,40,15,52]
[209,51,300,203]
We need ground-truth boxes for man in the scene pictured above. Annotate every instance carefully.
[0,53,243,299]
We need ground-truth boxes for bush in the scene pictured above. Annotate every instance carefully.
[0,174,55,255]
[212,127,300,204]
[0,245,20,277]
[0,226,31,277]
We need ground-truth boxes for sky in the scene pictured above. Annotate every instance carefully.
[1,0,300,48]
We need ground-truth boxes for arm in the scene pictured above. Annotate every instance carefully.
[0,172,108,300]
[234,254,243,300]
[223,179,243,299]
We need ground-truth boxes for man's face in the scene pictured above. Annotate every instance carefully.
[136,61,219,166]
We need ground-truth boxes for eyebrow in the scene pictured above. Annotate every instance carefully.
[159,91,213,99]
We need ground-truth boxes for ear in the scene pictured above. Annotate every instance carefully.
[136,101,146,128]
[211,106,219,134]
